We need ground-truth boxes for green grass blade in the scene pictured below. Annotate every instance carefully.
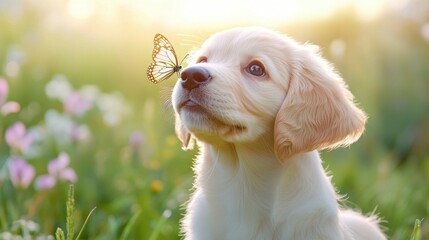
[410,219,422,240]
[75,207,97,240]
[0,205,8,232]
[66,185,75,240]
[56,227,65,240]
[148,210,172,240]
[120,209,142,240]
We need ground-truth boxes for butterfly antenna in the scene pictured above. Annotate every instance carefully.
[179,54,189,66]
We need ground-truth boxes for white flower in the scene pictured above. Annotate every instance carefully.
[4,45,25,78]
[45,109,74,145]
[24,126,49,158]
[45,74,73,101]
[6,45,25,64]
[79,85,100,104]
[44,109,91,145]
[97,92,131,126]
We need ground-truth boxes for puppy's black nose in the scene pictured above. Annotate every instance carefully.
[180,66,211,90]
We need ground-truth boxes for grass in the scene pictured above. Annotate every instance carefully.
[0,3,428,239]
[411,219,422,240]
[55,185,96,240]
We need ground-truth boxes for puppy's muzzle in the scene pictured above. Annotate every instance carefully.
[180,66,212,90]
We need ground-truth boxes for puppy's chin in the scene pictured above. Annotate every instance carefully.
[178,106,250,143]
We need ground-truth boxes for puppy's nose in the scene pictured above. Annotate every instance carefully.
[180,66,211,90]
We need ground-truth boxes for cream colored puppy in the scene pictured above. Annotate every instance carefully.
[172,27,386,240]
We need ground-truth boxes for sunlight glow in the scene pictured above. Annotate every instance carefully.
[177,0,349,25]
[353,0,391,21]
[67,0,95,20]
[146,0,395,27]
[62,0,405,29]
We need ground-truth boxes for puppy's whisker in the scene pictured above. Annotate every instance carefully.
[160,86,174,110]
[178,34,205,47]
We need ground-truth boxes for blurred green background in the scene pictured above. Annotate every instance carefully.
[0,0,428,239]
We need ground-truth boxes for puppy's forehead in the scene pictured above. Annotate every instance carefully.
[200,27,288,59]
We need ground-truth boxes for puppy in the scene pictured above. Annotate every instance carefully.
[172,27,386,240]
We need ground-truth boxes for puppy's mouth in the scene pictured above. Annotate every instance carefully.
[179,99,203,111]
[178,99,247,135]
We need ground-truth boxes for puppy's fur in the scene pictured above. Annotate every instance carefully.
[172,27,386,240]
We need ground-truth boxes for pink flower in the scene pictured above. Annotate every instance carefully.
[8,158,35,189]
[70,124,91,143]
[1,102,20,115]
[5,122,33,152]
[48,152,77,182]
[0,78,20,115]
[0,79,9,105]
[129,131,144,152]
[35,152,77,190]
[64,92,92,116]
[35,175,56,190]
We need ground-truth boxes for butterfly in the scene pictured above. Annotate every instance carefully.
[147,33,187,84]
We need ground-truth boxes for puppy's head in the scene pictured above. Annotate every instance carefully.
[172,27,366,160]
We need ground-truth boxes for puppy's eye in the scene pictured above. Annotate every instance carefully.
[197,57,207,63]
[246,61,266,77]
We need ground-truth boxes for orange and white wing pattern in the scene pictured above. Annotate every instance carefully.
[147,34,183,84]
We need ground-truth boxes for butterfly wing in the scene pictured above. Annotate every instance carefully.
[147,34,180,84]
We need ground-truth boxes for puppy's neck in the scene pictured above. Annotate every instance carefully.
[194,139,322,192]
[200,139,280,172]
[194,140,332,212]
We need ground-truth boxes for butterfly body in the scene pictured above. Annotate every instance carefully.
[174,65,182,73]
[147,34,185,84]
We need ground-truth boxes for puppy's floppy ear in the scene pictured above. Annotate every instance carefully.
[175,114,194,150]
[274,45,367,160]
